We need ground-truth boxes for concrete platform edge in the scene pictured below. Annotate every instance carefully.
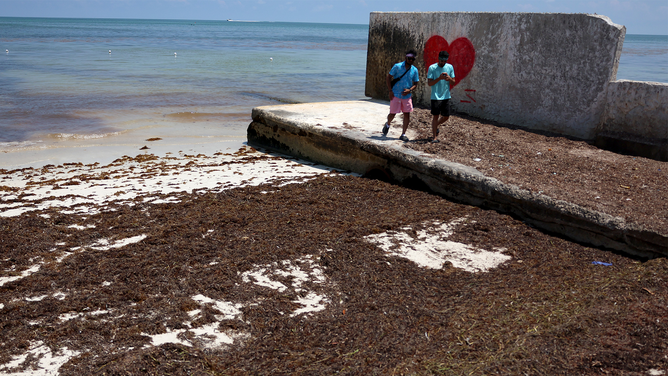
[248,104,667,259]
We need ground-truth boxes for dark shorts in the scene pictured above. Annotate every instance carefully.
[431,99,451,117]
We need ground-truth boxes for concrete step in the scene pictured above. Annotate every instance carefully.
[248,99,667,258]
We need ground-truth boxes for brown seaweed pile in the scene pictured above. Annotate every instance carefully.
[403,109,667,235]
[1,173,666,375]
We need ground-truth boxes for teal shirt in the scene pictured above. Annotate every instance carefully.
[389,62,419,99]
[427,63,455,100]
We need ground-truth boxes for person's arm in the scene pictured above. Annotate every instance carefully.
[446,66,456,84]
[402,81,418,96]
[427,67,438,86]
[386,73,395,100]
[428,72,455,86]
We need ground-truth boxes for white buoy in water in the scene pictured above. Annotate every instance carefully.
[109,50,111,54]
[5,49,8,53]
[174,52,177,56]
[270,57,273,62]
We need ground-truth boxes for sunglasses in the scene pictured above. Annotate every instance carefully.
[406,57,416,61]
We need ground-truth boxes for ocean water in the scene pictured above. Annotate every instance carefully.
[0,17,368,168]
[617,34,668,83]
[0,18,666,168]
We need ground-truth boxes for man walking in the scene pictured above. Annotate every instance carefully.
[427,51,456,142]
[382,50,419,142]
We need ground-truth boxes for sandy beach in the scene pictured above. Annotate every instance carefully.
[0,119,249,171]
[1,130,667,375]
[0,144,351,374]
[0,142,522,374]
[2,14,666,373]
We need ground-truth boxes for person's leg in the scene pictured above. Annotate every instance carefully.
[388,96,402,125]
[430,100,441,140]
[402,112,410,135]
[399,98,413,141]
[384,97,400,135]
[438,99,451,127]
[431,99,451,140]
[431,115,439,139]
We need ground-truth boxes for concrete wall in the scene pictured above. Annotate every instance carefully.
[365,12,625,140]
[596,80,668,160]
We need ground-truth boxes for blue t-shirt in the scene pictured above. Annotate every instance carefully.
[427,63,455,100]
[389,62,419,99]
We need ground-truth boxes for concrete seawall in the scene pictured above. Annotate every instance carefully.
[597,80,668,161]
[365,12,667,161]
[247,12,667,257]
[247,101,667,259]
[366,12,624,140]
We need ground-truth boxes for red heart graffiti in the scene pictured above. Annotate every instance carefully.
[424,35,475,88]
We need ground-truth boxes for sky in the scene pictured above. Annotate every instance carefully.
[1,0,667,35]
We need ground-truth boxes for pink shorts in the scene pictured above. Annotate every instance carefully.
[390,97,413,114]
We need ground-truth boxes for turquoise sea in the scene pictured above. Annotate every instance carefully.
[618,34,668,83]
[0,18,666,168]
[0,17,368,167]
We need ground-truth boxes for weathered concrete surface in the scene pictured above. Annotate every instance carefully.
[596,80,668,161]
[365,12,625,140]
[248,100,667,259]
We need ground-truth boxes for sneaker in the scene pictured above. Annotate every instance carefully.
[430,139,440,143]
[399,134,409,142]
[382,123,390,136]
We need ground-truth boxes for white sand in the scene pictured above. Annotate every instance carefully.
[364,218,512,273]
[0,265,41,287]
[241,255,331,317]
[143,294,247,349]
[141,257,332,350]
[0,145,347,218]
[0,127,247,171]
[0,342,79,376]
